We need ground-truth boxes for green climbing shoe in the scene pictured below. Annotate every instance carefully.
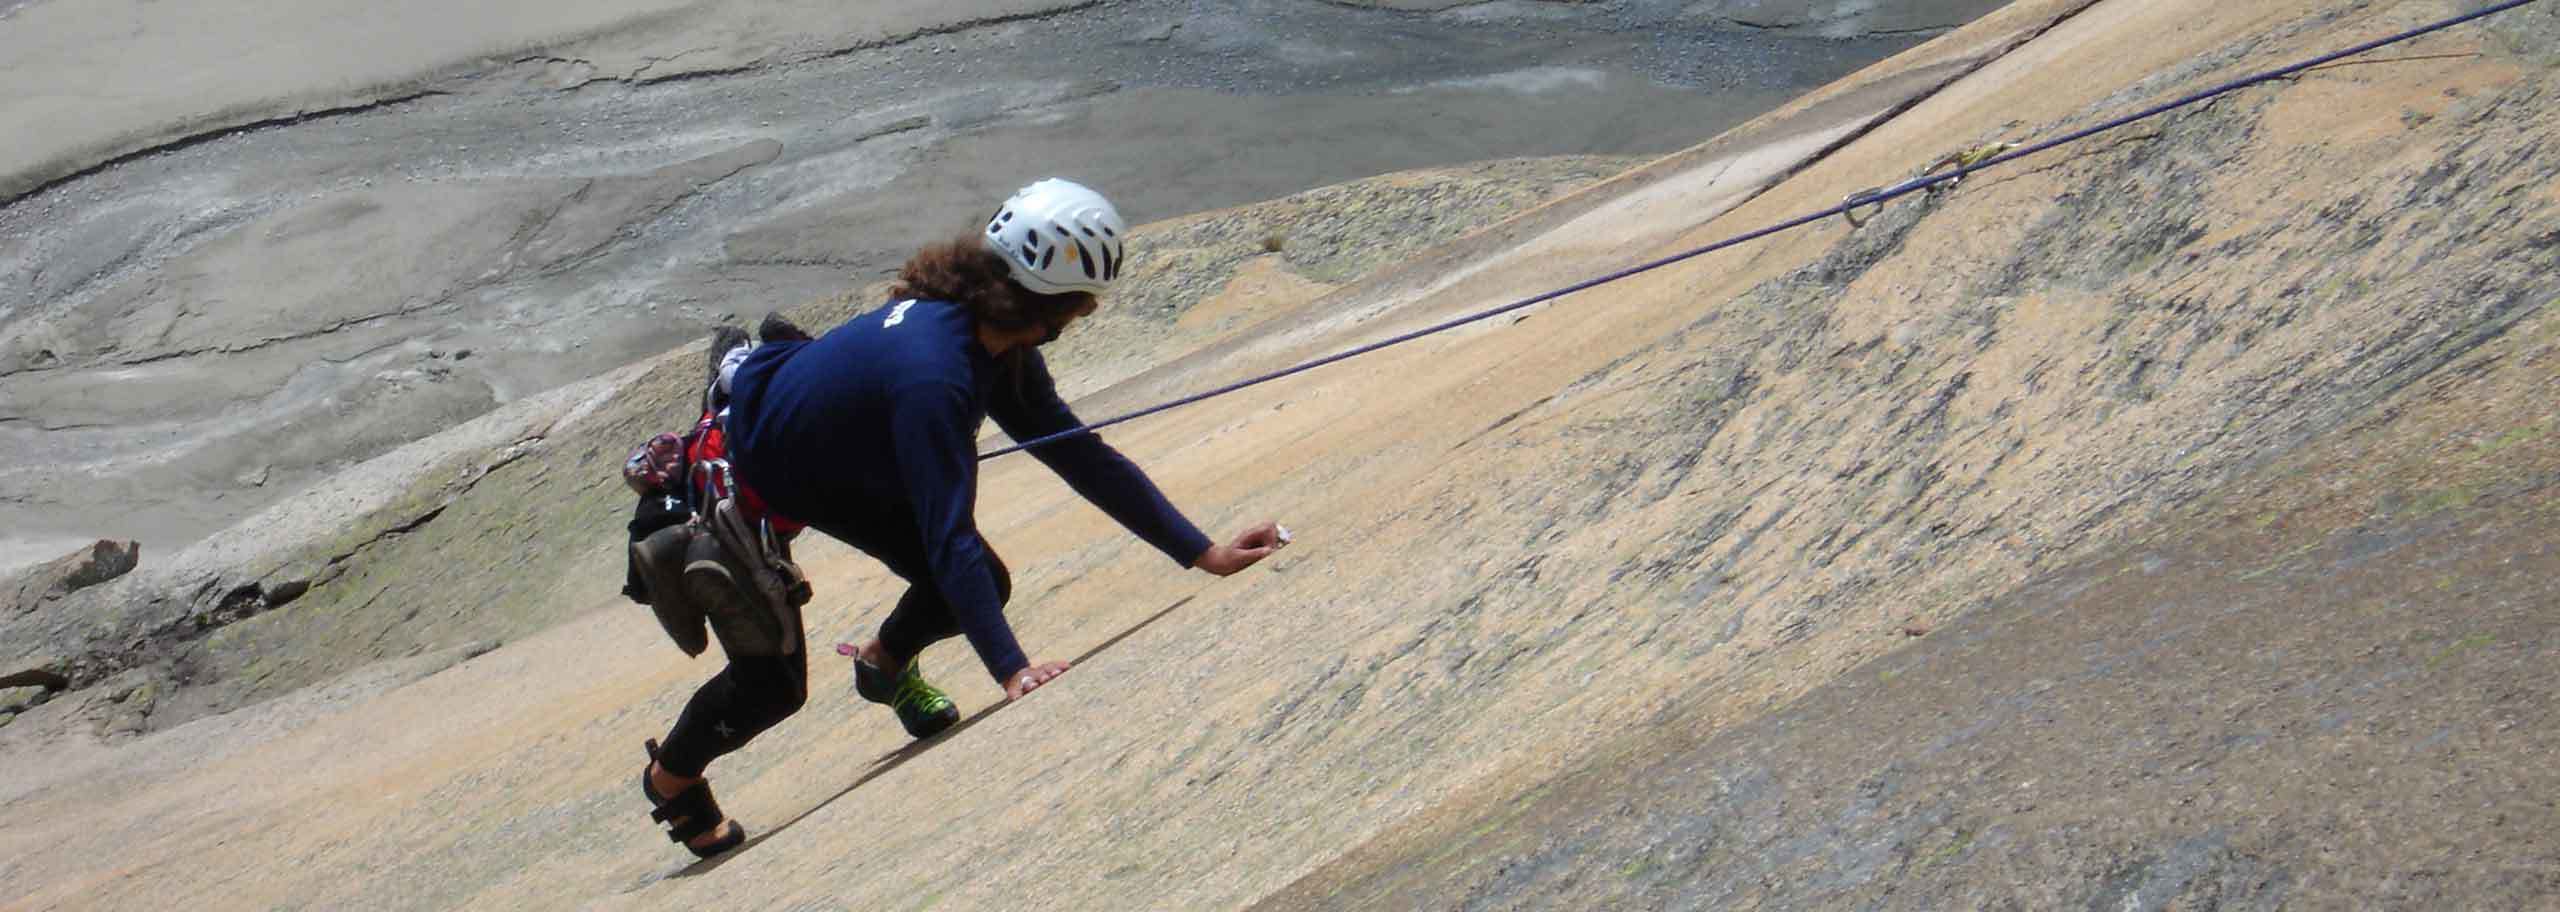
[854,657,961,739]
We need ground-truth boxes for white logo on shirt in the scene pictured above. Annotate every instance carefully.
[883,299,916,328]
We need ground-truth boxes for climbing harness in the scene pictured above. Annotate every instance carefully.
[980,0,2543,461]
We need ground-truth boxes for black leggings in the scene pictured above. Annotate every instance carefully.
[653,510,1011,777]
[653,648,806,777]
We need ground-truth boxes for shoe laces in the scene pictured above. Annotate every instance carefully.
[891,666,951,714]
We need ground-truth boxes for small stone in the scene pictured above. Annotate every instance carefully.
[126,680,159,712]
[7,540,141,613]
[105,672,145,703]
[104,709,148,737]
[0,685,44,712]
[264,579,311,607]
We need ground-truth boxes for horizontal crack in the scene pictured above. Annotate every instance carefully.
[0,417,112,431]
[1866,25,1965,38]
[630,0,1108,86]
[856,115,933,141]
[727,254,877,268]
[2,301,450,378]
[627,47,715,82]
[1,90,449,209]
[1710,14,1964,36]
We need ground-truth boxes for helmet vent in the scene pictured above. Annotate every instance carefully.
[981,178,1125,293]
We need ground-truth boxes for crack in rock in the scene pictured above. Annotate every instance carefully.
[1,90,450,208]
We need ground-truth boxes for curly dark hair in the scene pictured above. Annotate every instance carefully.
[890,236,1095,336]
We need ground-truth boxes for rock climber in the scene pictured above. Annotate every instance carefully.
[636,178,1285,857]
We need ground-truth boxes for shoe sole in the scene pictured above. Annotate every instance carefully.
[682,559,789,657]
[633,530,708,657]
[903,706,959,739]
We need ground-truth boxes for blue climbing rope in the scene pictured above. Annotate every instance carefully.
[982,0,2542,460]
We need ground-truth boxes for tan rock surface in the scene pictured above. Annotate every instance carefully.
[1262,297,2560,908]
[4,0,2557,909]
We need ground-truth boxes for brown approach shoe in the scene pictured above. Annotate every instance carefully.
[632,525,708,657]
[679,530,794,658]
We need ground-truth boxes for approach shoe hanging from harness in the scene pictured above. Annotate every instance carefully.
[682,497,811,658]
[632,524,711,657]
[680,541,793,659]
[703,497,812,609]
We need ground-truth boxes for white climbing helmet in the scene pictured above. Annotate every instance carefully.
[982,178,1128,295]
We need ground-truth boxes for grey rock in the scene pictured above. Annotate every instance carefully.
[0,685,43,713]
[103,669,148,703]
[2486,3,2560,66]
[5,540,141,614]
[124,678,159,712]
[102,708,148,738]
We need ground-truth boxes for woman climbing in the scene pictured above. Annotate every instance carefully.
[637,178,1285,857]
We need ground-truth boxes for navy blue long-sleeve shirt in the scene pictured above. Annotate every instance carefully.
[723,298,1212,683]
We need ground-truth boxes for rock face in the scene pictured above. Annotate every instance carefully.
[1261,332,2560,909]
[4,539,137,615]
[0,157,1642,743]
[5,0,2558,909]
[2487,2,2560,65]
[0,0,1994,572]
[0,366,643,745]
